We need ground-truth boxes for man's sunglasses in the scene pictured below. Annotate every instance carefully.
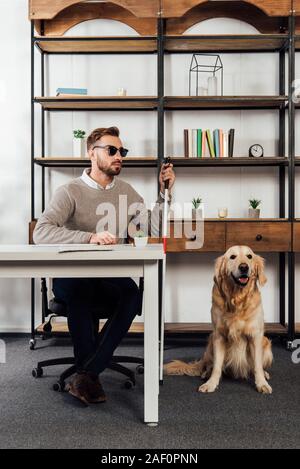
[92,145,128,158]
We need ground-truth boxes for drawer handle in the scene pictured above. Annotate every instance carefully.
[189,235,196,241]
[256,234,263,241]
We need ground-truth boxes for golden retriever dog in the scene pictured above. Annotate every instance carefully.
[164,245,273,394]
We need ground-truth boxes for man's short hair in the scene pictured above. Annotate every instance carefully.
[87,127,120,150]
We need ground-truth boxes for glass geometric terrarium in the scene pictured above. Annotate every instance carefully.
[189,53,224,96]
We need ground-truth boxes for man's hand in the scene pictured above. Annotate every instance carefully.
[89,231,117,245]
[159,162,175,194]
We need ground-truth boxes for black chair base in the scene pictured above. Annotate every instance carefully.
[32,355,144,392]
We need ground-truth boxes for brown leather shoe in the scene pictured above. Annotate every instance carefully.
[66,373,92,406]
[86,372,107,403]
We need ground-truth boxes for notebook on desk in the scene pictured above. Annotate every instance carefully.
[58,244,113,253]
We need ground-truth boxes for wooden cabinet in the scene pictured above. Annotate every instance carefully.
[167,221,225,252]
[226,221,291,252]
[293,222,300,252]
[166,220,292,253]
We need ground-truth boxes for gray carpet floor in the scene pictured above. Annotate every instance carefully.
[0,336,299,449]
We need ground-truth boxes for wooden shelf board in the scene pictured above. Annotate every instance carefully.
[35,36,158,53]
[296,323,300,334]
[36,322,287,335]
[164,96,288,110]
[35,96,287,110]
[295,157,300,165]
[169,218,289,222]
[34,156,157,167]
[34,34,288,54]
[169,157,288,167]
[165,35,288,53]
[34,96,158,110]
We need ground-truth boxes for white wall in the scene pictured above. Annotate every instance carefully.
[0,0,299,332]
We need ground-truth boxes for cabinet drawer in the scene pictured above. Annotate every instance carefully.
[226,222,291,252]
[293,222,300,252]
[167,221,225,252]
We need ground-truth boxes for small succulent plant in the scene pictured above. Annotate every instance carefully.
[249,199,261,209]
[73,129,86,139]
[134,230,147,238]
[192,197,202,209]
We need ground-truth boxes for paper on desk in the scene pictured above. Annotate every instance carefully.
[58,244,113,253]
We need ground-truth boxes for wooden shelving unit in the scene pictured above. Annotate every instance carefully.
[164,95,288,110]
[168,157,288,167]
[29,0,297,346]
[34,156,157,168]
[34,36,158,54]
[34,96,158,110]
[165,34,289,53]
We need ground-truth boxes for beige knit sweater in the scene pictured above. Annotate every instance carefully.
[33,176,168,244]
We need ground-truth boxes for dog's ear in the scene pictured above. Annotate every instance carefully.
[214,255,226,282]
[255,254,267,286]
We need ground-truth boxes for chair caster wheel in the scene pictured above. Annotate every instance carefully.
[124,380,134,389]
[53,381,65,392]
[136,365,144,375]
[32,367,43,378]
[29,339,36,350]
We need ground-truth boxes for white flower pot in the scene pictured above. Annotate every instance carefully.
[192,204,204,220]
[134,236,148,248]
[73,137,86,158]
[248,208,260,219]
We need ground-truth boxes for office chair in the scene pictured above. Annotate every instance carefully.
[32,277,144,392]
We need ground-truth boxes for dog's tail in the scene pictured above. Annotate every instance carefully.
[164,359,203,376]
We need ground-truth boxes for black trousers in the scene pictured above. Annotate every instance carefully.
[52,277,140,375]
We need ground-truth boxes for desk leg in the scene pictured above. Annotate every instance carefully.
[144,260,159,426]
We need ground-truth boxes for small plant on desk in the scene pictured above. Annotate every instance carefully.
[133,230,148,248]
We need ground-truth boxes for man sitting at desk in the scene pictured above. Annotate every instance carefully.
[33,126,175,405]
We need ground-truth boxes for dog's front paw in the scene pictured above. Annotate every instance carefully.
[198,380,218,393]
[256,380,272,394]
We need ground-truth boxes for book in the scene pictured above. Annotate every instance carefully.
[56,87,88,96]
[228,128,235,157]
[184,129,189,158]
[219,129,223,157]
[201,130,206,157]
[188,129,193,158]
[213,129,219,158]
[192,129,197,157]
[58,245,113,253]
[206,130,215,157]
[223,131,228,157]
[197,129,202,157]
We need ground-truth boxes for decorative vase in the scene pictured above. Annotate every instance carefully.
[207,75,218,95]
[73,137,86,158]
[248,208,260,219]
[134,236,148,248]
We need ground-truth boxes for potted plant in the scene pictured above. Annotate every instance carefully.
[73,129,86,158]
[248,199,261,218]
[133,230,148,248]
[191,197,203,219]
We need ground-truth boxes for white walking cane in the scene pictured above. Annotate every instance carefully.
[160,157,171,382]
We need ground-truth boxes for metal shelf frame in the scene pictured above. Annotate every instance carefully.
[30,10,297,348]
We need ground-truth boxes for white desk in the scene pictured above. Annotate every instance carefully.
[0,244,164,425]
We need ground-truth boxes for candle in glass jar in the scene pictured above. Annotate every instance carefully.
[117,88,127,96]
[218,207,228,218]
